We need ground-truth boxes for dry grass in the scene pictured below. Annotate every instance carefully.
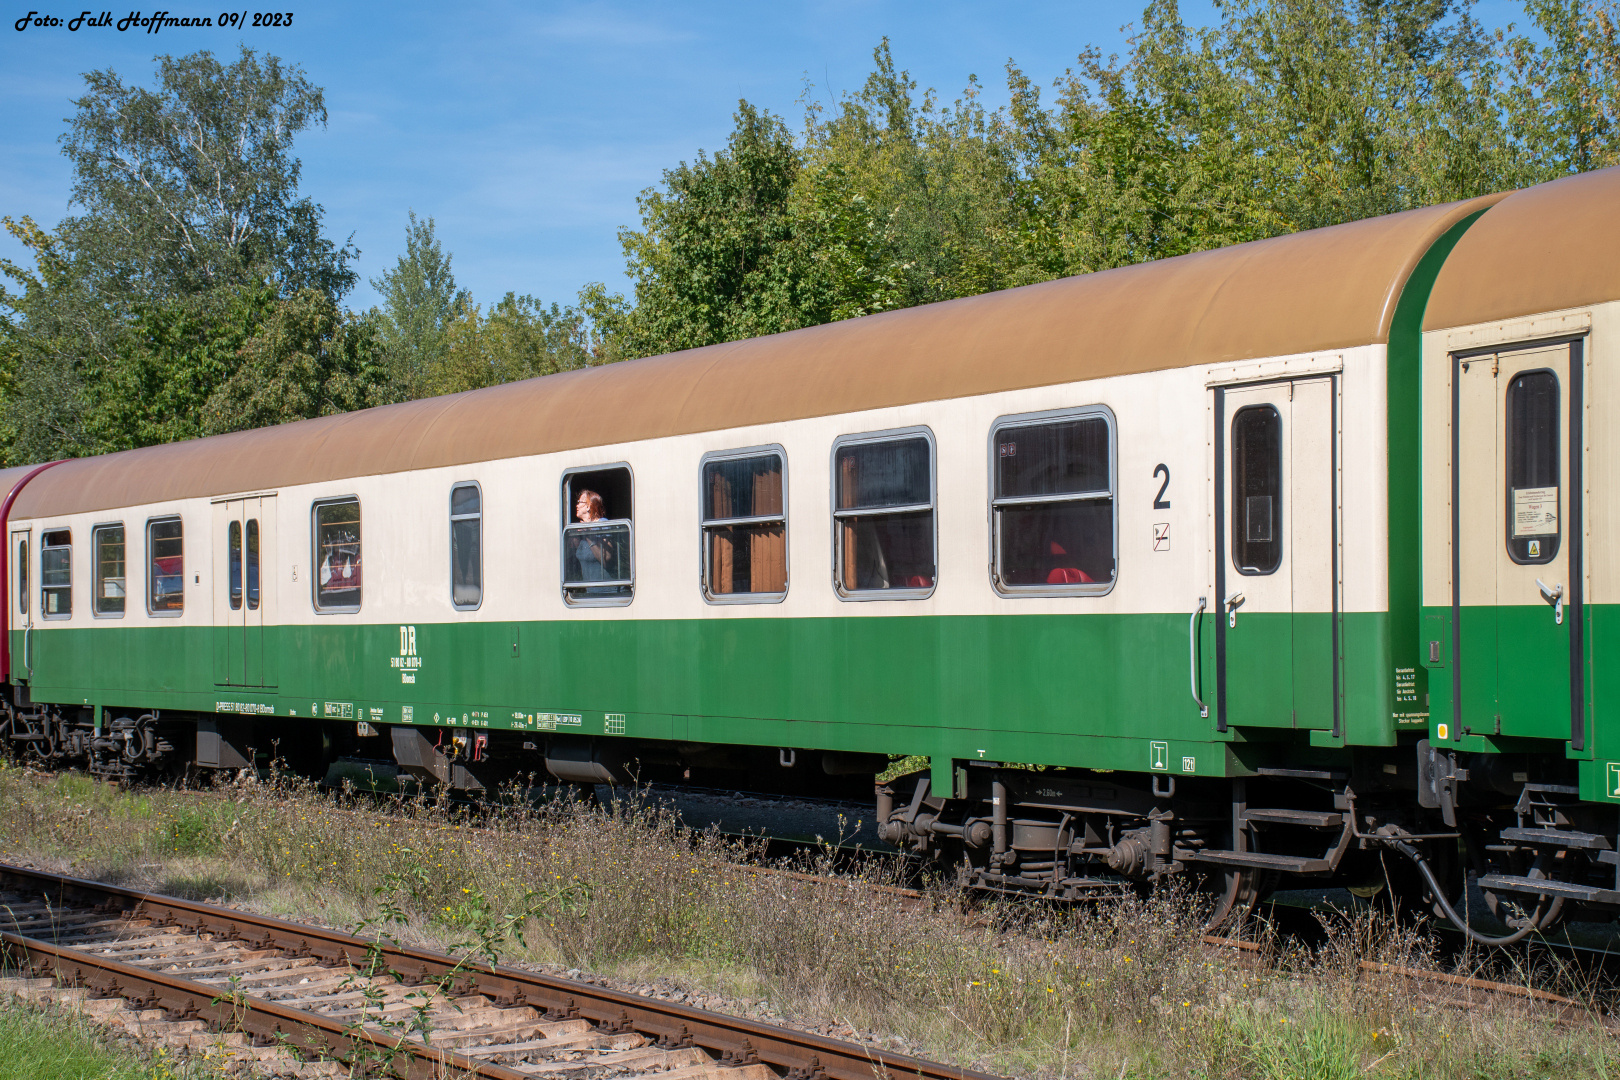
[2,761,1618,1079]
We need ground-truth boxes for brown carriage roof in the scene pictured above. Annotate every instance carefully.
[1424,166,1620,333]
[14,189,1512,520]
[0,465,44,508]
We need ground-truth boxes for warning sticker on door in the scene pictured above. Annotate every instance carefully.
[1513,487,1559,537]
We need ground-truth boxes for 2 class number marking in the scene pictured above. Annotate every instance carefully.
[1153,463,1171,509]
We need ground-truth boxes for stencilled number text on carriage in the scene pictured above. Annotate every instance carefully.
[392,625,423,684]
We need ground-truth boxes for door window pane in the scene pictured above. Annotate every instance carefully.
[246,518,260,611]
[41,530,70,617]
[148,518,183,614]
[1232,405,1282,575]
[16,537,26,616]
[834,433,935,595]
[992,413,1115,590]
[94,524,125,615]
[313,498,362,610]
[1505,369,1560,564]
[702,452,786,598]
[563,467,633,603]
[228,520,243,611]
[451,482,482,609]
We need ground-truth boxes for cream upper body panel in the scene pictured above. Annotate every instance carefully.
[11,346,1388,627]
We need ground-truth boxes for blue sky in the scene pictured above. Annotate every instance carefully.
[2,0,1528,313]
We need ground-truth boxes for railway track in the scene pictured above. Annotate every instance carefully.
[0,862,997,1080]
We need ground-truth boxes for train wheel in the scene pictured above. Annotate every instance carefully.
[1479,850,1569,936]
[1204,867,1278,932]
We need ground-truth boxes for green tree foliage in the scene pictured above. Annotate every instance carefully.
[201,289,389,433]
[592,1,1620,360]
[595,102,817,358]
[794,42,1023,317]
[428,294,596,396]
[370,211,469,399]
[59,45,356,301]
[0,47,363,464]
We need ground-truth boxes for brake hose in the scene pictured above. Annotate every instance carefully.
[1389,839,1560,947]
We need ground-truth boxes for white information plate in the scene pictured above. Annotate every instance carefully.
[1513,486,1559,537]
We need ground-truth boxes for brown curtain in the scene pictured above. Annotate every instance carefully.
[750,465,785,592]
[709,471,736,593]
[839,454,859,590]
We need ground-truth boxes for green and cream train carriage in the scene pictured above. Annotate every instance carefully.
[4,167,1618,935]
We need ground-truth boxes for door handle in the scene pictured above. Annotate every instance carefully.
[1189,597,1208,718]
[1535,579,1564,625]
[1224,591,1245,628]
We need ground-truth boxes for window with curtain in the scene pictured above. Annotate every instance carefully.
[833,431,935,597]
[702,449,786,600]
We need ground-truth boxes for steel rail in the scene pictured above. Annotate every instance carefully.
[0,862,1000,1080]
[0,927,530,1080]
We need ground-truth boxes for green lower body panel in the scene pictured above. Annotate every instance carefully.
[13,610,1402,776]
[1425,603,1616,775]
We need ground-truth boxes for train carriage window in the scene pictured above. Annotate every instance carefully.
[451,482,482,609]
[991,409,1117,593]
[312,498,362,612]
[40,529,70,618]
[147,518,183,615]
[228,521,242,610]
[562,466,633,605]
[16,536,26,617]
[701,448,787,602]
[1232,405,1283,575]
[833,429,936,598]
[246,518,260,611]
[93,524,126,616]
[1506,370,1560,564]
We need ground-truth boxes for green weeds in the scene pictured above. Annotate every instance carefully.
[2,759,1618,1078]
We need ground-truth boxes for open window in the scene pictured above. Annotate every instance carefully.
[41,529,70,618]
[702,447,787,602]
[562,466,633,604]
[990,407,1116,594]
[833,428,936,599]
[313,498,362,611]
[451,482,482,609]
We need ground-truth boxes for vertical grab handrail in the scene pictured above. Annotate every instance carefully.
[1190,596,1208,718]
